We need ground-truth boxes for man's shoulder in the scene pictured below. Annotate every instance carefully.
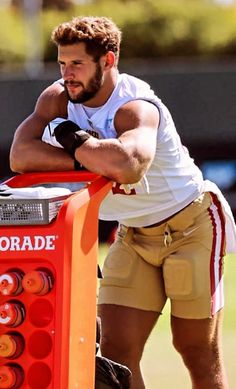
[120,73,150,90]
[43,79,65,96]
[37,79,67,118]
[118,73,159,105]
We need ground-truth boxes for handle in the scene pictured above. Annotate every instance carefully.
[3,171,99,188]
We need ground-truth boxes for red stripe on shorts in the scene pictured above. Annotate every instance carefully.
[208,193,225,315]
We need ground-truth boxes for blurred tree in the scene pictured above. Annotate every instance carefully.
[11,0,73,10]
[20,0,44,78]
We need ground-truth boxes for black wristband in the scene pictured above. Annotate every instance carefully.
[54,120,90,157]
[69,130,90,157]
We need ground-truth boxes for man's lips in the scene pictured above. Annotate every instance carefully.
[65,81,82,88]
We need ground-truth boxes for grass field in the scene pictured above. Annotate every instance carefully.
[99,247,236,388]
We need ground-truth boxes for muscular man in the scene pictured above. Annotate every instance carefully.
[10,16,236,389]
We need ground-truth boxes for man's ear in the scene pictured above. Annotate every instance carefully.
[104,51,116,69]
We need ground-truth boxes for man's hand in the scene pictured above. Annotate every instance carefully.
[54,120,90,157]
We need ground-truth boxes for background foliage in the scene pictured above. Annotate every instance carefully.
[1,0,236,67]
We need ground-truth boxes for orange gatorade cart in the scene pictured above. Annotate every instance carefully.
[0,171,112,389]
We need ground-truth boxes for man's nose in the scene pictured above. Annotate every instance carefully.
[62,66,74,78]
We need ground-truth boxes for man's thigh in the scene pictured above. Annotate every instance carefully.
[163,193,226,319]
[98,236,167,313]
[163,242,220,319]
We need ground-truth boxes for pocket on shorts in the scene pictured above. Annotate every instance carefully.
[101,241,138,287]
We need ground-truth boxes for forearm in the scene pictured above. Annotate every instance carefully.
[74,137,149,183]
[51,102,158,183]
[10,139,74,173]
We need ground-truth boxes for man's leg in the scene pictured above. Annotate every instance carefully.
[98,304,159,389]
[98,225,167,388]
[171,309,228,389]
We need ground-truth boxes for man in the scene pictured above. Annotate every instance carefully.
[10,16,236,389]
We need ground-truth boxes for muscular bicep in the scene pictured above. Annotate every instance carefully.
[13,112,52,144]
[35,83,68,122]
[10,83,72,173]
[75,99,159,183]
[15,83,67,140]
[114,100,159,166]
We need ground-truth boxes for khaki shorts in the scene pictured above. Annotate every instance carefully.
[98,192,226,319]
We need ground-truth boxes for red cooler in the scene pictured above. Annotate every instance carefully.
[0,171,112,389]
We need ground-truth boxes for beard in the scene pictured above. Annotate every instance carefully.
[64,62,103,104]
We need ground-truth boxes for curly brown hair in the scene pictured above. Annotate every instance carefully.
[51,16,122,63]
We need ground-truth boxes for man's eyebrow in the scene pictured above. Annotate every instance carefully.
[57,59,84,64]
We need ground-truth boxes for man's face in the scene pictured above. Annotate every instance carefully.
[58,43,104,104]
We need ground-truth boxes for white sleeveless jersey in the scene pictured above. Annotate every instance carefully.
[67,73,204,226]
[41,74,236,251]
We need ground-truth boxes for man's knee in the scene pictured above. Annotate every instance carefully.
[100,331,143,365]
[98,304,158,366]
[173,337,220,377]
[174,342,209,365]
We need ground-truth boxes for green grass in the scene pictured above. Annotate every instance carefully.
[99,247,236,388]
